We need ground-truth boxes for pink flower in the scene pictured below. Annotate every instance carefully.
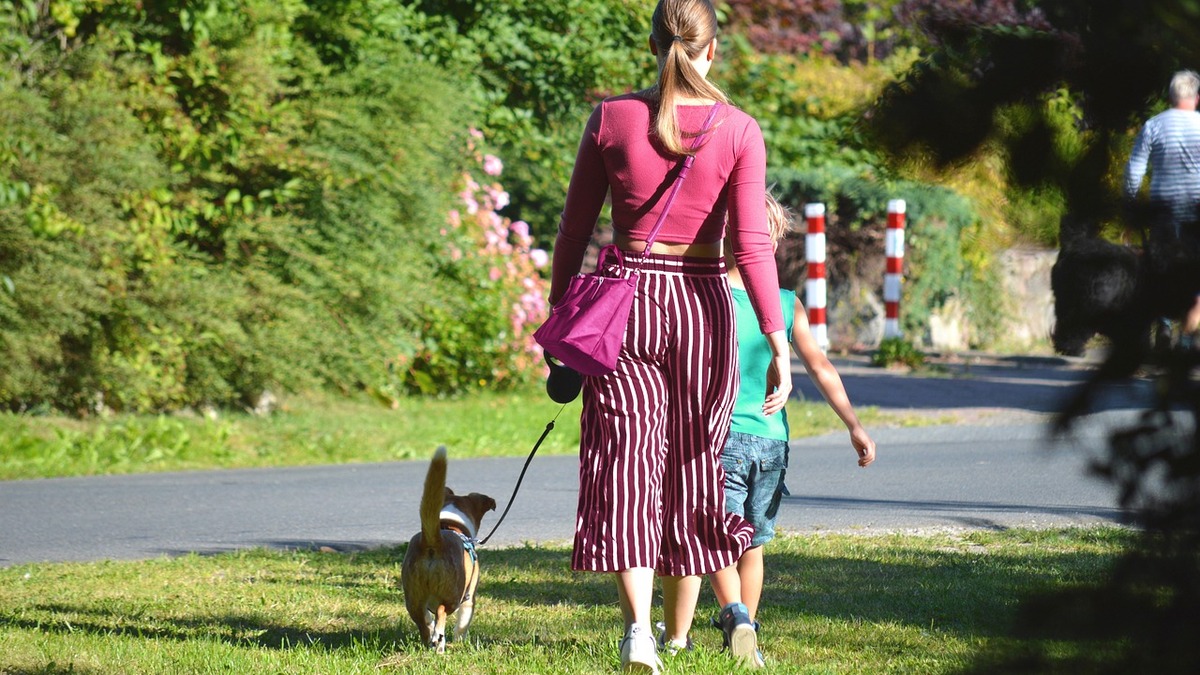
[483,154,504,176]
[530,249,549,268]
[491,188,510,210]
[489,267,503,282]
[510,220,529,238]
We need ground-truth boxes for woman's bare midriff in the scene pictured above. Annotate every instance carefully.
[614,232,722,258]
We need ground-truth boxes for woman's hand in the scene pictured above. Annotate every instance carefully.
[762,331,792,415]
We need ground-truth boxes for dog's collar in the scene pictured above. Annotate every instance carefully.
[439,505,478,539]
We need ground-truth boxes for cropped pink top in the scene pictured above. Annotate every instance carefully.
[550,93,783,334]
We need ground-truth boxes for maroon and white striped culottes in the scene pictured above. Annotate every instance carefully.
[571,252,754,577]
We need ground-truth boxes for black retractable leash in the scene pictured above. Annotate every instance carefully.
[477,355,582,546]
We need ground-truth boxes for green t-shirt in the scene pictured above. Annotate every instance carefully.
[730,286,795,441]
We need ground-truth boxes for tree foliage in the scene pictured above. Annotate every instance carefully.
[0,1,545,413]
[391,0,653,242]
[769,165,1002,345]
[867,2,1200,671]
[1,0,1088,414]
[722,0,1046,63]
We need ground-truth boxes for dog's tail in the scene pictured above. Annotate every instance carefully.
[419,445,448,553]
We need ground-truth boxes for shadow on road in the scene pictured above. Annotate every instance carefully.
[784,495,1130,527]
[796,355,1149,415]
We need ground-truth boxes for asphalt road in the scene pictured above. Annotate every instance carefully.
[0,354,1165,568]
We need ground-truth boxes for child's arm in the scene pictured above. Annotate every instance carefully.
[791,298,877,467]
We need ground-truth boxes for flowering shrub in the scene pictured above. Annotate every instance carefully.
[393,131,550,396]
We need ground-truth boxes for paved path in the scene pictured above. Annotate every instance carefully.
[0,353,1159,568]
[792,351,1151,420]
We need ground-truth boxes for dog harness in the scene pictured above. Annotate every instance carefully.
[440,508,480,565]
[453,531,478,565]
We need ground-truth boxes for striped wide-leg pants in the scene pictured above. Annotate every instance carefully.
[571,252,754,577]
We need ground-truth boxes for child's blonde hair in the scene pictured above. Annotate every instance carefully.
[764,191,794,244]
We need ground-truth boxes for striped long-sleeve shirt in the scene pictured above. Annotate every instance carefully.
[1124,108,1200,227]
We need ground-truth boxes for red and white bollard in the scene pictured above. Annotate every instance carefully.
[884,199,906,339]
[804,203,829,353]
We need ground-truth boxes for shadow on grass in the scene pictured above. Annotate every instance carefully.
[0,666,102,675]
[0,538,1126,666]
[479,543,1124,639]
[1,601,411,652]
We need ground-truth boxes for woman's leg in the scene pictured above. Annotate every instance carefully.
[616,567,656,628]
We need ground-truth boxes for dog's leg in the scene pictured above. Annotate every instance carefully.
[453,597,475,642]
[453,562,482,642]
[407,598,434,648]
[433,605,449,654]
[425,609,438,650]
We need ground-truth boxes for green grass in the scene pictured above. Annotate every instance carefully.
[0,527,1135,674]
[0,388,907,481]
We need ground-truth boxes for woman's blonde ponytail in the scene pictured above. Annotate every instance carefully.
[650,0,729,156]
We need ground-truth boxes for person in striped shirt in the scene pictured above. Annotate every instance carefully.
[1124,70,1200,230]
[1124,69,1200,347]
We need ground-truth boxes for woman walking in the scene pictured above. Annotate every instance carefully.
[545,1,791,670]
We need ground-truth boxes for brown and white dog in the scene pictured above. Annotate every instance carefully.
[401,445,496,652]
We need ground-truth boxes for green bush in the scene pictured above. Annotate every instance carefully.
[769,166,1006,348]
[290,41,478,395]
[0,2,516,412]
[0,54,181,412]
[714,40,912,176]
[1,0,1062,416]
[391,137,550,397]
[871,337,926,368]
[389,0,653,241]
[711,39,1020,347]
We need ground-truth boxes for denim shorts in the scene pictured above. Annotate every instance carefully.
[720,431,789,547]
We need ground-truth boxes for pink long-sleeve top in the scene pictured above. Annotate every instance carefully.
[550,93,784,334]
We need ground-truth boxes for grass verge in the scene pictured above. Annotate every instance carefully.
[0,389,908,481]
[0,527,1133,674]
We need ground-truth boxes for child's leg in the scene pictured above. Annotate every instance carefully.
[737,545,765,621]
[708,563,743,608]
[738,437,787,624]
[662,574,702,643]
[711,432,754,610]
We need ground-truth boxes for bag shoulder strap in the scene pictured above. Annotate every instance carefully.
[640,102,724,256]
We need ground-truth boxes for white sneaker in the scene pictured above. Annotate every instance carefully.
[620,624,662,673]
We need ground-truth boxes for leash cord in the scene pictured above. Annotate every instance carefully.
[477,403,567,546]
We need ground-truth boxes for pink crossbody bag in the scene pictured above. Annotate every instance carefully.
[534,103,724,376]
